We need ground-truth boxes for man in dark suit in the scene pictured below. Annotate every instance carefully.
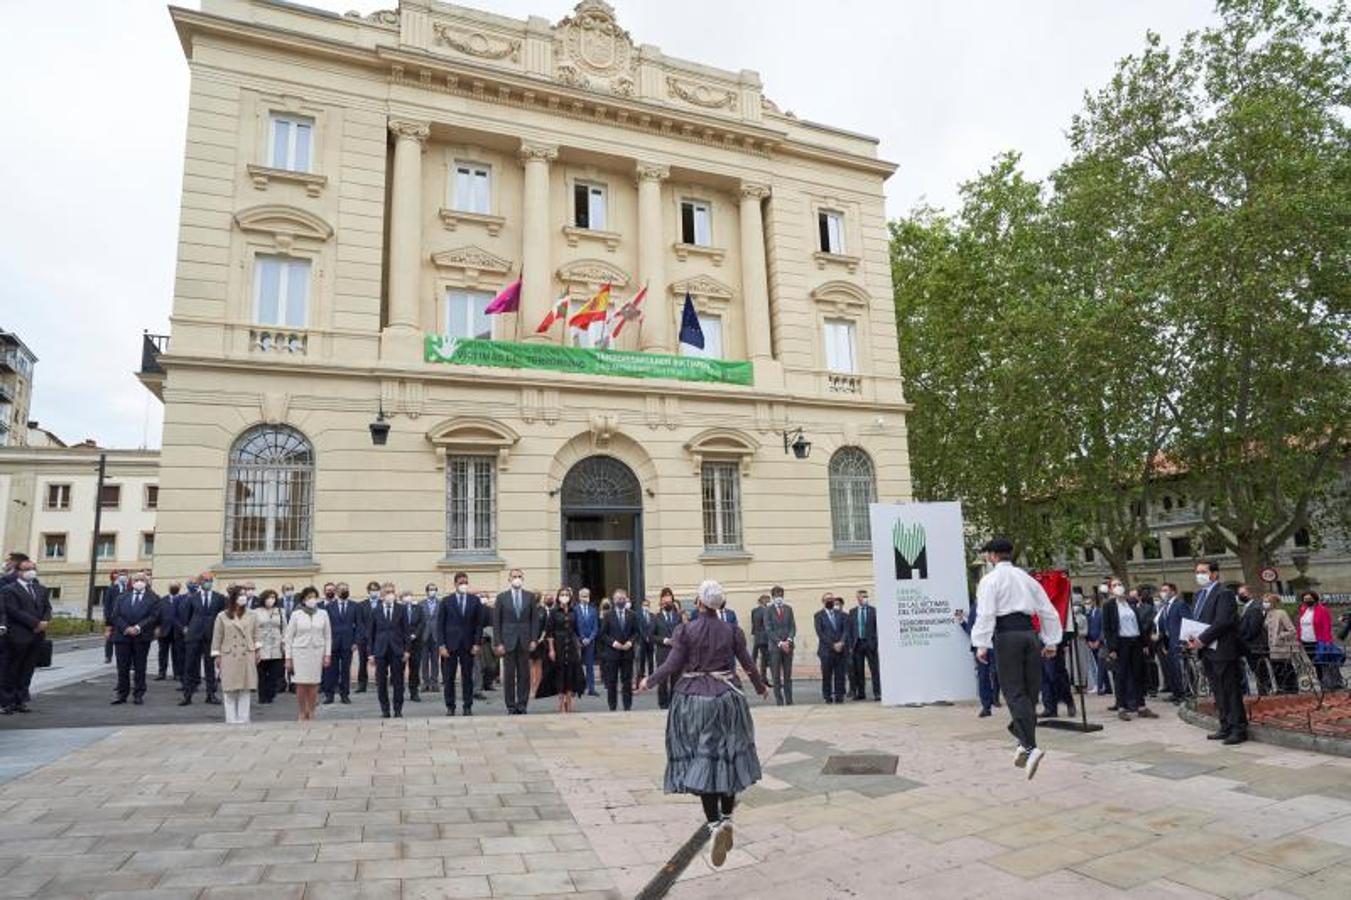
[109,574,160,705]
[958,601,1000,716]
[179,573,225,706]
[765,586,797,706]
[1155,583,1190,701]
[437,572,483,716]
[635,596,656,683]
[355,581,378,693]
[403,592,426,702]
[323,582,360,704]
[599,589,638,711]
[492,568,539,714]
[0,560,51,714]
[750,594,771,688]
[102,570,127,664]
[154,582,185,683]
[419,584,441,695]
[367,587,410,718]
[652,588,682,709]
[1189,561,1247,744]
[574,587,600,696]
[848,589,881,701]
[814,593,848,703]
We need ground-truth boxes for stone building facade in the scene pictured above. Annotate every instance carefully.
[146,0,911,626]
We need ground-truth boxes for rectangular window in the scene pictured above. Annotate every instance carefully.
[573,182,607,229]
[447,455,496,554]
[95,533,116,560]
[141,532,155,559]
[48,586,61,600]
[143,485,159,511]
[42,533,66,561]
[44,483,71,511]
[1083,546,1096,563]
[453,162,491,214]
[99,484,121,510]
[268,114,313,172]
[1169,536,1193,559]
[1125,545,1136,561]
[823,319,858,373]
[445,289,493,340]
[701,462,743,552]
[818,210,844,253]
[680,200,712,246]
[254,255,310,328]
[680,314,723,360]
[569,297,608,349]
[1142,537,1162,560]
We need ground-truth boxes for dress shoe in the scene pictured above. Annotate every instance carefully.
[1118,710,1132,721]
[1066,703,1077,716]
[1206,730,1229,740]
[178,697,192,707]
[475,691,487,700]
[1137,707,1158,719]
[393,711,403,718]
[133,697,144,705]
[153,674,167,681]
[205,696,220,705]
[1038,709,1058,719]
[110,697,127,705]
[341,696,351,705]
[1107,705,1119,712]
[409,693,421,702]
[445,708,456,717]
[462,708,472,716]
[979,708,992,718]
[14,705,30,713]
[381,711,391,719]
[1222,732,1248,746]
[322,696,334,705]
[355,686,367,693]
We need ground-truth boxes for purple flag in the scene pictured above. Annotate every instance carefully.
[484,278,521,315]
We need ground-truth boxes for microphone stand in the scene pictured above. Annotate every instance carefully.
[1041,612,1103,734]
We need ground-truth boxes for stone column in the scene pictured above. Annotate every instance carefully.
[636,161,670,352]
[518,142,559,342]
[739,181,773,364]
[381,118,430,360]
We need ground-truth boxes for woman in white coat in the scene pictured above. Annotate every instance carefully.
[212,586,261,724]
[284,586,332,721]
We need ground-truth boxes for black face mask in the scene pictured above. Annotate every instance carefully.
[324,592,336,599]
[338,590,350,599]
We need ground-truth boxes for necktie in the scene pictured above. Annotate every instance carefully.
[385,605,391,621]
[514,592,521,618]
[340,601,346,619]
[859,608,866,638]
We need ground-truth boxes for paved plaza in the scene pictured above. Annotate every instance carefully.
[2,692,1351,899]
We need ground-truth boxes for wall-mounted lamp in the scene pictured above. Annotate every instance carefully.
[782,427,811,460]
[369,406,391,446]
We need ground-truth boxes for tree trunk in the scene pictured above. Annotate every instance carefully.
[1233,538,1264,591]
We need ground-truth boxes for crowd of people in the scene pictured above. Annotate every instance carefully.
[82,564,893,725]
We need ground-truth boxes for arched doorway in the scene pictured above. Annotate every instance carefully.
[560,455,643,601]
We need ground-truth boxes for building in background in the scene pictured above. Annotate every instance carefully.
[140,0,911,634]
[0,444,160,614]
[0,330,37,448]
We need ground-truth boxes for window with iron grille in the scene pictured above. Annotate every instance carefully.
[447,455,496,554]
[829,447,876,551]
[701,462,742,552]
[224,425,314,561]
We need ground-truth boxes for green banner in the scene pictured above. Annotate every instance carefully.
[423,336,754,386]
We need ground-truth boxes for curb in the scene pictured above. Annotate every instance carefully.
[1177,702,1351,759]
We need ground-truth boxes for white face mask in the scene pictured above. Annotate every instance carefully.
[858,598,869,606]
[234,596,248,606]
[368,591,379,601]
[773,597,782,606]
[1111,585,1126,598]
[511,578,523,589]
[1261,601,1272,610]
[1195,573,1211,586]
[132,580,146,592]
[22,570,38,582]
[427,590,438,599]
[304,598,318,610]
[456,584,468,594]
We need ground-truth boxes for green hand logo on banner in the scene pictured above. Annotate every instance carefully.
[893,521,929,580]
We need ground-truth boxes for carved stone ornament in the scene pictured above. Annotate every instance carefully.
[234,204,333,243]
[635,162,669,182]
[345,9,398,27]
[666,76,738,111]
[739,182,771,201]
[432,23,522,62]
[388,119,430,142]
[557,258,630,288]
[553,1,637,96]
[431,246,513,275]
[671,274,733,300]
[518,143,559,164]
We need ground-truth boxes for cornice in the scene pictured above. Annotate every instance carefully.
[169,6,897,178]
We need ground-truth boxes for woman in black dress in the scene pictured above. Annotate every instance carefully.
[543,587,586,712]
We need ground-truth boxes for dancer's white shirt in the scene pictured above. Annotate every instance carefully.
[970,562,1063,650]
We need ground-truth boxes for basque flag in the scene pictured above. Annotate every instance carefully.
[677,291,704,349]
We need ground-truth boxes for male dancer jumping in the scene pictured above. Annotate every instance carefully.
[968,538,1062,779]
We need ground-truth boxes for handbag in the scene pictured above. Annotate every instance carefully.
[36,638,53,669]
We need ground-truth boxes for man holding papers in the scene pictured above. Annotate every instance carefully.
[1187,561,1247,745]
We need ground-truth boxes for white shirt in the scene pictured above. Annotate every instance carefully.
[1116,600,1140,638]
[970,562,1063,650]
[1300,608,1315,642]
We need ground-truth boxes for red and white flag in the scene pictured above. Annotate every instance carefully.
[609,285,648,340]
[534,294,571,334]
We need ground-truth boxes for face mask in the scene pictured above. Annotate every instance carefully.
[245,590,256,599]
[511,578,523,589]
[264,596,276,607]
[580,595,590,603]
[616,599,629,609]
[383,594,395,604]
[456,584,468,594]
[427,590,438,599]
[1262,601,1272,610]
[368,591,380,601]
[234,596,248,607]
[773,597,782,606]
[401,596,414,605]
[338,589,349,599]
[859,598,869,606]
[1195,573,1210,586]
[187,583,199,592]
[283,591,294,599]
[202,581,213,591]
[22,570,38,582]
[132,580,146,592]
[324,591,335,599]
[1111,585,1126,598]
[304,598,318,610]
[117,576,128,587]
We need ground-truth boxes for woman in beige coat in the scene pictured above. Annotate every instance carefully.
[213,585,261,724]
[1264,593,1301,694]
[284,586,331,721]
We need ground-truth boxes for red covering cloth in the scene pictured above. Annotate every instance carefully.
[1031,569,1072,631]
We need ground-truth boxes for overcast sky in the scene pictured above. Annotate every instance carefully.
[0,0,1219,450]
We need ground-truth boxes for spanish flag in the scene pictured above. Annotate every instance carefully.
[568,282,611,329]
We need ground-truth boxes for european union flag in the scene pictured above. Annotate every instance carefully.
[678,291,704,349]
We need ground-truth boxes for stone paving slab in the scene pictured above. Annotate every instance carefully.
[3,695,1351,897]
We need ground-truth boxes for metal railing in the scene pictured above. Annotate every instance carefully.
[1183,645,1348,735]
[140,331,169,375]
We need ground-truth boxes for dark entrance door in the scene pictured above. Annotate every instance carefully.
[560,456,643,601]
